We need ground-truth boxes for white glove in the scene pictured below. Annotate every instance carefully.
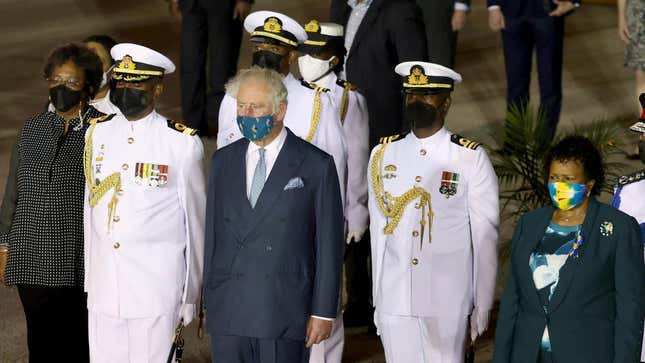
[470,307,490,342]
[346,229,366,244]
[178,303,196,326]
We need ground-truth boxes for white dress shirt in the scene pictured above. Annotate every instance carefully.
[245,126,288,198]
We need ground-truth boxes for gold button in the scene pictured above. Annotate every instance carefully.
[113,216,120,222]
[122,163,129,171]
[412,258,419,265]
[420,149,427,156]
[415,203,421,209]
[415,176,422,182]
[127,137,135,144]
[412,231,419,237]
[117,188,124,196]
[113,242,120,249]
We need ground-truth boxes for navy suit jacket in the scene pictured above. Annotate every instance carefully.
[487,0,581,18]
[203,128,344,340]
[492,198,645,363]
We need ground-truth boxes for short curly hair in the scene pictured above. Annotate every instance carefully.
[544,135,605,195]
[43,43,104,98]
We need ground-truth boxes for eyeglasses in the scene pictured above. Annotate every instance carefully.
[45,76,83,90]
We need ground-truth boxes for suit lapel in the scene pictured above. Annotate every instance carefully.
[548,198,600,312]
[518,208,553,311]
[227,139,253,240]
[242,130,304,240]
[347,0,383,60]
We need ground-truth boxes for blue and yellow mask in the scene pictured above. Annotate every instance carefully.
[237,114,275,141]
[548,182,588,210]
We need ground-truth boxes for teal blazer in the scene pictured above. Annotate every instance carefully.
[493,198,645,363]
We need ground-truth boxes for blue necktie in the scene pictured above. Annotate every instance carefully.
[249,148,266,208]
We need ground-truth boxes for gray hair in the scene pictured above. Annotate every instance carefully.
[225,66,288,114]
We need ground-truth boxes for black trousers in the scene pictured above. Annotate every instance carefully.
[501,15,564,138]
[344,231,372,321]
[179,0,243,135]
[17,285,89,363]
[210,335,310,363]
[417,0,459,68]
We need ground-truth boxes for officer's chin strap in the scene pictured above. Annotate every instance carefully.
[167,319,185,363]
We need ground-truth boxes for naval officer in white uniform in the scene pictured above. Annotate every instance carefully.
[296,19,370,363]
[83,43,205,363]
[367,62,499,363]
[611,103,645,362]
[218,11,348,205]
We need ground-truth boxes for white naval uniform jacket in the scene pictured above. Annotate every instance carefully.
[324,73,369,234]
[217,73,348,207]
[367,128,499,318]
[83,110,206,318]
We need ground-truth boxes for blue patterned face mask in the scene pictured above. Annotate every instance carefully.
[237,114,275,141]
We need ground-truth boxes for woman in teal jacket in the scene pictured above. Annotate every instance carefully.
[493,136,645,363]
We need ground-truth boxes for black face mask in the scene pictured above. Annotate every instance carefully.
[49,85,82,112]
[405,101,439,130]
[638,140,645,164]
[110,87,150,118]
[252,50,283,72]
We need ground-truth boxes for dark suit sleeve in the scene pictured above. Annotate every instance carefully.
[203,153,219,288]
[613,216,645,363]
[487,0,502,7]
[387,0,428,63]
[492,216,525,363]
[311,156,344,318]
[329,0,349,24]
[0,136,20,245]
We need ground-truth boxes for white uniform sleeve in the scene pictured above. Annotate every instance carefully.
[83,184,91,292]
[316,92,348,208]
[217,94,243,148]
[467,147,500,313]
[343,91,370,234]
[367,146,387,306]
[178,136,207,305]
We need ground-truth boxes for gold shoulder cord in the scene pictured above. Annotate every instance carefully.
[305,86,324,142]
[339,85,350,125]
[371,138,434,249]
[83,121,122,231]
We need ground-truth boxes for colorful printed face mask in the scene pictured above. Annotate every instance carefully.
[548,182,588,210]
[237,114,275,141]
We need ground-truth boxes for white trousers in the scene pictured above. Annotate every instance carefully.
[309,312,345,363]
[88,309,179,363]
[376,312,467,363]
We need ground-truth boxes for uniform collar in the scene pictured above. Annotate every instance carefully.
[122,109,157,130]
[409,127,449,147]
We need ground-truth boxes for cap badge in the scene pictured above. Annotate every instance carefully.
[264,17,282,33]
[408,65,428,86]
[305,20,320,33]
[118,55,137,71]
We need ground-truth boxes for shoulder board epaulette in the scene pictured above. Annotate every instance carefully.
[616,169,645,187]
[451,134,482,150]
[336,79,357,90]
[379,134,402,144]
[167,120,198,136]
[87,113,116,125]
[300,80,329,92]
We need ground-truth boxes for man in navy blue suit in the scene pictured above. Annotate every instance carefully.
[488,0,580,138]
[203,66,344,363]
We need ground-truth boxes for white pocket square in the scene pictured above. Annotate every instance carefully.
[284,177,304,190]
